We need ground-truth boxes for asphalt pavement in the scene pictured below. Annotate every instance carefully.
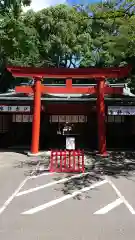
[0,151,135,240]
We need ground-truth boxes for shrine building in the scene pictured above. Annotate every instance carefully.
[0,65,134,155]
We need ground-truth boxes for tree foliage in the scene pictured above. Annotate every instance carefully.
[78,1,135,68]
[0,0,135,89]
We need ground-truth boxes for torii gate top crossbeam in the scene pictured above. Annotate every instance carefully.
[7,65,131,79]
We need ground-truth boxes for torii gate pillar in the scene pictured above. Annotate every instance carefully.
[31,77,41,154]
[97,78,107,156]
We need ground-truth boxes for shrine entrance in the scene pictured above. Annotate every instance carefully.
[7,65,131,156]
[41,114,92,150]
[48,122,89,150]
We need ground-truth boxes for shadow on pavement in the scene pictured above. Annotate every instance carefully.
[91,151,135,177]
[12,150,135,200]
[52,151,135,199]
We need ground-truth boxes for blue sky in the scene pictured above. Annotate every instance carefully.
[25,0,97,11]
[67,0,95,4]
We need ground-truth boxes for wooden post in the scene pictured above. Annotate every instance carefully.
[97,78,107,156]
[31,77,41,154]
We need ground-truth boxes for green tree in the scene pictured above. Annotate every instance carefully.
[0,0,40,68]
[0,0,31,17]
[0,0,39,91]
[33,4,92,67]
[79,0,135,68]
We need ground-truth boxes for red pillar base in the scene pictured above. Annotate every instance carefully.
[27,151,43,157]
[94,150,109,157]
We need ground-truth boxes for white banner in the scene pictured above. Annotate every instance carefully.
[12,115,33,122]
[108,106,135,115]
[0,106,30,112]
[50,115,87,123]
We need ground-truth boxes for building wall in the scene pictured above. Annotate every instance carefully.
[0,102,134,149]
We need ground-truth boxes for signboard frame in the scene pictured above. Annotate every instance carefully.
[108,106,135,115]
[50,115,87,123]
[0,105,31,113]
[12,114,33,122]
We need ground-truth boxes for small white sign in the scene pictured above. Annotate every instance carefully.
[66,137,75,150]
[0,106,30,112]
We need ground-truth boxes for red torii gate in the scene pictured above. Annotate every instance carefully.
[7,65,131,156]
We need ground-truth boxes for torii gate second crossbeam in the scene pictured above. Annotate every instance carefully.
[7,65,131,156]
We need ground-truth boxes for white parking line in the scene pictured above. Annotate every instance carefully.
[17,172,90,197]
[94,198,123,214]
[30,172,54,179]
[0,163,40,215]
[106,176,135,214]
[0,176,30,215]
[21,179,107,215]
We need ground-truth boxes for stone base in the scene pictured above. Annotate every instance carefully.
[27,151,47,157]
[96,152,109,157]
